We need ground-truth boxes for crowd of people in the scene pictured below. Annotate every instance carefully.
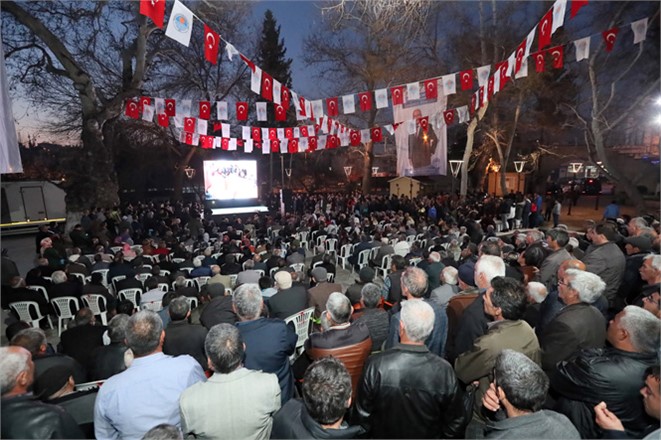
[1,190,660,439]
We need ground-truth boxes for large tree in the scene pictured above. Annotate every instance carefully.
[304,1,429,194]
[2,1,154,226]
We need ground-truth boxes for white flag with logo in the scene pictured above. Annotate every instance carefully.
[225,43,239,61]
[242,126,250,140]
[318,135,327,150]
[154,98,165,114]
[441,75,456,96]
[262,142,269,155]
[457,106,469,123]
[312,100,324,117]
[142,105,154,122]
[552,0,567,34]
[256,102,267,121]
[251,66,262,95]
[179,99,191,116]
[197,119,208,135]
[406,82,420,101]
[244,139,253,153]
[221,123,230,138]
[477,65,491,87]
[574,36,590,62]
[217,101,228,120]
[632,18,648,44]
[165,0,194,47]
[228,138,237,151]
[374,88,388,109]
[525,25,537,57]
[342,94,355,114]
[272,80,282,105]
[515,57,528,79]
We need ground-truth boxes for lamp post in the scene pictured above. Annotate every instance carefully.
[285,168,292,187]
[567,162,583,216]
[449,160,463,195]
[183,166,196,179]
[372,166,379,176]
[514,160,525,194]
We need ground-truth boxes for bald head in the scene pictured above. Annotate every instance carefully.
[558,259,586,279]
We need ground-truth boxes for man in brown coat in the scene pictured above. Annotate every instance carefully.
[307,267,342,324]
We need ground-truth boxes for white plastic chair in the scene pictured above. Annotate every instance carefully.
[110,275,126,292]
[70,272,87,285]
[326,272,335,283]
[315,235,327,252]
[297,231,309,250]
[337,244,352,270]
[194,276,210,291]
[82,294,108,325]
[356,249,371,272]
[255,269,265,278]
[92,269,109,288]
[9,301,52,329]
[136,273,153,285]
[324,238,338,256]
[377,254,393,280]
[50,296,80,337]
[172,258,186,264]
[171,279,195,291]
[284,307,315,356]
[157,283,169,292]
[159,270,170,277]
[369,247,379,261]
[269,267,279,279]
[185,296,199,310]
[229,274,238,288]
[26,285,49,302]
[110,246,123,254]
[409,257,422,266]
[118,289,141,310]
[289,263,305,273]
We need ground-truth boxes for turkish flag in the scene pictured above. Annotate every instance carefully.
[418,117,430,133]
[125,100,139,119]
[444,110,455,125]
[327,97,339,117]
[281,86,290,110]
[350,130,361,146]
[424,79,438,99]
[199,101,211,120]
[239,54,255,72]
[515,39,527,73]
[602,28,619,52]
[487,76,494,101]
[221,138,229,150]
[184,132,194,145]
[497,61,509,88]
[460,70,474,90]
[212,122,222,133]
[157,114,169,127]
[550,46,564,68]
[184,117,196,133]
[268,128,277,141]
[534,51,546,72]
[370,127,383,142]
[571,0,588,18]
[391,86,405,105]
[165,99,176,116]
[138,96,151,113]
[538,9,553,51]
[251,127,261,141]
[308,136,317,151]
[199,135,210,149]
[285,127,294,139]
[140,0,165,28]
[261,72,273,101]
[286,139,296,153]
[298,96,307,117]
[358,92,372,112]
[275,104,286,121]
[299,126,308,137]
[203,25,219,64]
[236,102,248,121]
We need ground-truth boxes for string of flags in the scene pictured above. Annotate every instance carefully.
[131,0,648,153]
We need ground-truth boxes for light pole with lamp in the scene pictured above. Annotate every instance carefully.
[449,160,463,196]
[514,160,526,194]
[344,165,352,184]
[567,162,583,216]
[372,166,379,176]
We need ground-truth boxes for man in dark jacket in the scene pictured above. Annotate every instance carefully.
[1,346,84,439]
[88,314,130,380]
[162,297,208,369]
[59,308,107,369]
[271,357,365,439]
[233,284,297,404]
[551,306,660,438]
[269,271,308,320]
[354,300,467,438]
[617,236,653,304]
[581,223,625,309]
[539,269,606,376]
[199,283,236,329]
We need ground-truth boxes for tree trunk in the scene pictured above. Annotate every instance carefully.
[460,104,489,197]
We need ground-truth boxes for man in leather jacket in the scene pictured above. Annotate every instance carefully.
[354,300,467,438]
[551,306,660,438]
[271,357,365,439]
[1,346,84,439]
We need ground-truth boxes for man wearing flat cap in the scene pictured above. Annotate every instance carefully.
[307,267,342,324]
[345,267,375,305]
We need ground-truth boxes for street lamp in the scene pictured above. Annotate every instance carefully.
[449,160,463,195]
[372,166,379,176]
[567,162,583,216]
[514,160,526,193]
[344,166,352,179]
[285,168,292,187]
[184,166,196,179]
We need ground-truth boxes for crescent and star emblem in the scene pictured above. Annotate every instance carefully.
[206,33,215,50]
[129,103,136,111]
[551,50,560,59]
[606,32,616,43]
[264,79,270,90]
[542,19,549,35]
[151,0,158,6]
[238,105,245,113]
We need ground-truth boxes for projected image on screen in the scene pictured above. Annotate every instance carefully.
[203,160,258,200]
